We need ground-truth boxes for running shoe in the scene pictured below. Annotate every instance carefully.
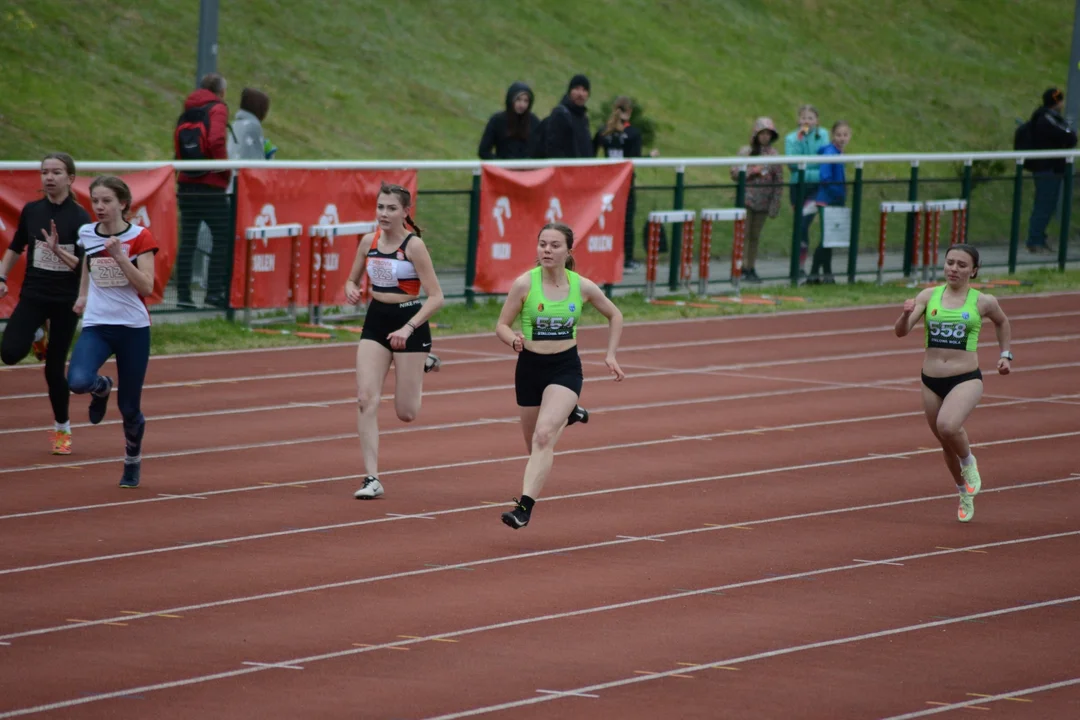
[566,405,589,426]
[88,376,113,425]
[957,487,975,523]
[960,456,982,496]
[501,498,531,529]
[51,430,72,455]
[354,475,385,499]
[424,354,441,373]
[31,327,48,361]
[119,462,141,489]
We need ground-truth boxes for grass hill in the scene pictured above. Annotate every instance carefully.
[0,0,1074,268]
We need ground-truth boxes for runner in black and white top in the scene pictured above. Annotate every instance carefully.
[343,182,445,499]
[67,176,159,489]
[0,153,91,455]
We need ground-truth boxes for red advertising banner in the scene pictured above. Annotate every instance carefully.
[230,169,417,310]
[0,167,177,317]
[475,162,632,294]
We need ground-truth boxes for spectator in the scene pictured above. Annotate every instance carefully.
[229,88,274,161]
[1026,87,1077,254]
[807,121,853,285]
[543,74,593,159]
[730,117,783,283]
[478,82,540,160]
[593,96,659,269]
[784,104,831,277]
[173,72,231,309]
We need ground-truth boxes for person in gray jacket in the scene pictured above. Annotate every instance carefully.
[228,88,273,160]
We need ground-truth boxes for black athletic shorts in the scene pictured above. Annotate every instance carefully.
[515,346,584,407]
[360,298,432,353]
[921,369,983,400]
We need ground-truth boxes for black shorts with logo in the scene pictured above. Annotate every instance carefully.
[360,298,432,353]
[514,346,584,407]
[921,369,983,400]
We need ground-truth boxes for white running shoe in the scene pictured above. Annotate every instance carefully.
[354,476,385,499]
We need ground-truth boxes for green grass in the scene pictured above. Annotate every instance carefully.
[138,267,1080,355]
[1,0,1074,268]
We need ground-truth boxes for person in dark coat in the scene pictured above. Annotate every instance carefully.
[543,74,593,159]
[478,82,541,160]
[1026,87,1078,253]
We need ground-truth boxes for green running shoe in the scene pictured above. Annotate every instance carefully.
[957,488,975,523]
[961,456,982,496]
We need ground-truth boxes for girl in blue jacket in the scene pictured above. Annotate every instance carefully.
[807,121,852,284]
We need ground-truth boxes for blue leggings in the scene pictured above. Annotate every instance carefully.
[68,325,150,459]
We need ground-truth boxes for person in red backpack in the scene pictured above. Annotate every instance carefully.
[172,73,231,309]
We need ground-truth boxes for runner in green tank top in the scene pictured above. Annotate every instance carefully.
[894,244,1013,523]
[495,222,626,529]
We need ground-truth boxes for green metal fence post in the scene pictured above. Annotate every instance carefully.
[669,165,686,290]
[1059,160,1074,271]
[789,164,806,286]
[225,189,238,322]
[960,159,973,240]
[1008,160,1024,274]
[847,162,864,284]
[464,169,481,308]
[735,168,747,208]
[902,162,919,278]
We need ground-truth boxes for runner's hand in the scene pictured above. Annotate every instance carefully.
[0,280,7,300]
[902,298,916,315]
[511,332,525,353]
[103,237,123,259]
[997,357,1011,375]
[606,353,625,381]
[345,281,362,305]
[73,297,87,315]
[387,324,413,351]
[41,220,60,252]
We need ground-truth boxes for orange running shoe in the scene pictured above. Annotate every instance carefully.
[32,327,48,361]
[51,430,72,455]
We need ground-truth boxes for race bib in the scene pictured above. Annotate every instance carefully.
[533,315,575,340]
[90,257,129,288]
[927,320,967,349]
[368,258,394,285]
[32,241,74,272]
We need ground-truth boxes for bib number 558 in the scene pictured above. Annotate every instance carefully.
[929,320,966,339]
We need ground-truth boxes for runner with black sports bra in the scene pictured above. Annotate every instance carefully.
[496,222,625,529]
[894,244,1012,523]
[344,182,444,500]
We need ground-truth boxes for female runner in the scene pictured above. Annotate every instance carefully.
[344,182,444,499]
[67,176,159,488]
[496,222,625,529]
[894,244,1012,522]
[0,153,90,454]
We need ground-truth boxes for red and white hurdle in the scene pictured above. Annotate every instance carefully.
[922,199,968,283]
[700,208,747,296]
[877,202,922,285]
[645,210,696,299]
[243,222,304,324]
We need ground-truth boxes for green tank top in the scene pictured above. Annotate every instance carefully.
[925,285,981,352]
[520,266,583,341]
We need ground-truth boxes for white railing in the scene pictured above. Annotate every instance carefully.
[0,149,1077,173]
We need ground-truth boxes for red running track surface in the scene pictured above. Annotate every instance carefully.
[0,294,1079,719]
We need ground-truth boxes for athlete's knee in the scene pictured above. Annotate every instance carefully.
[357,389,381,413]
[67,367,96,394]
[532,423,560,450]
[935,415,963,438]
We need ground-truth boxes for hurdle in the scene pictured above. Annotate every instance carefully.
[308,221,376,323]
[645,210,696,299]
[877,202,923,285]
[243,222,304,325]
[700,208,747,296]
[922,199,968,283]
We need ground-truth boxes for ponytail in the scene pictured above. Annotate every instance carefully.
[565,254,576,271]
[405,213,423,237]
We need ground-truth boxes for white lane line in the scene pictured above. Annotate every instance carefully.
[420,596,1080,720]
[2,298,1073,372]
[240,661,304,671]
[535,689,599,699]
[3,476,1075,643]
[3,552,1077,719]
[0,391,1073,518]
[853,558,905,567]
[0,415,1076,579]
[880,678,1080,718]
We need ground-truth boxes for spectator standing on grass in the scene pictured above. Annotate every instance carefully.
[1024,87,1077,254]
[730,117,783,283]
[784,105,831,277]
[172,73,232,309]
[540,74,593,159]
[478,82,541,160]
[806,121,852,285]
[228,88,275,161]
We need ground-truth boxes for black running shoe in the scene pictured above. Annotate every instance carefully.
[89,377,113,425]
[424,354,441,373]
[119,462,141,489]
[566,405,589,426]
[501,498,530,529]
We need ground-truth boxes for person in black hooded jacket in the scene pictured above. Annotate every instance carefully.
[1026,87,1077,253]
[478,82,541,160]
[543,74,594,159]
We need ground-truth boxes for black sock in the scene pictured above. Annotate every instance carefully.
[519,495,535,514]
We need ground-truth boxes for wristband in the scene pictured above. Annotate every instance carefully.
[1000,351,1013,360]
[0,276,6,283]
[406,321,416,331]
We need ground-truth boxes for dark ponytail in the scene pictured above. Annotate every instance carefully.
[405,213,423,238]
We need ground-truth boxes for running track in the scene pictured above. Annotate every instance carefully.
[1,294,1078,719]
